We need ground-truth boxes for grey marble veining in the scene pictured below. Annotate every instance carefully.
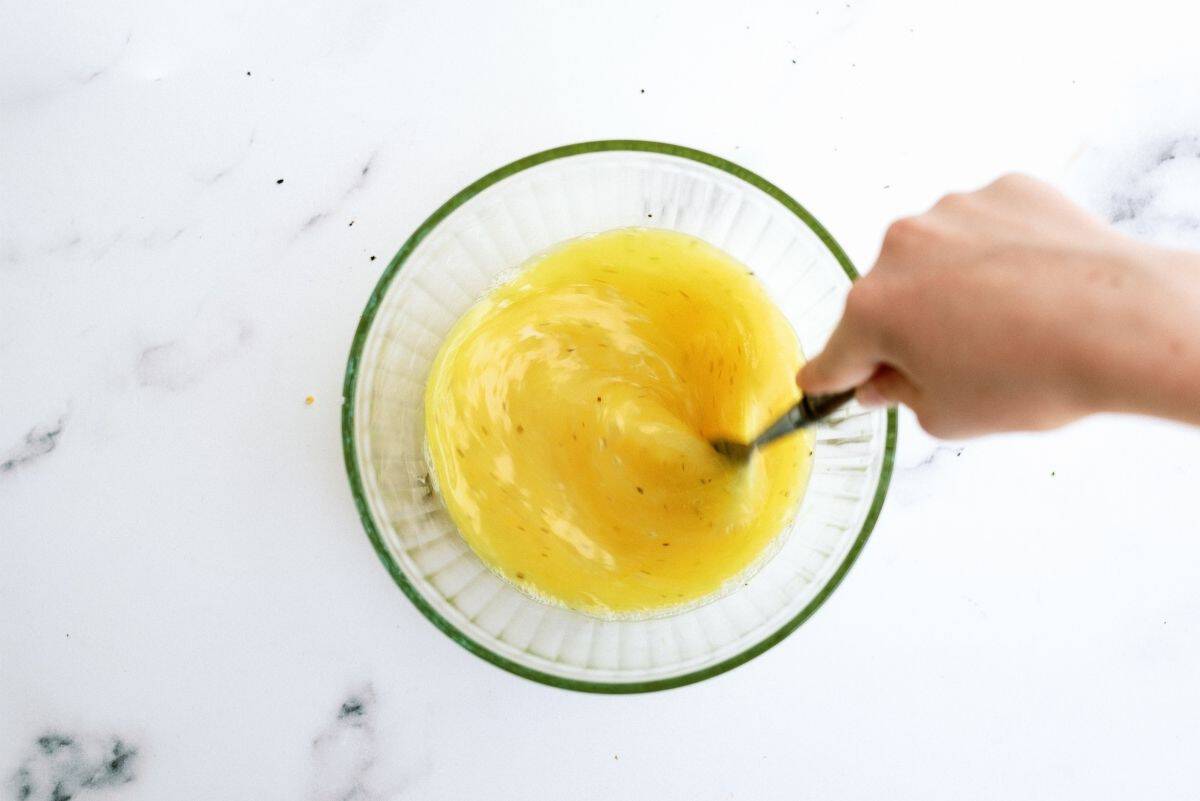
[4,1,1200,799]
[1072,115,1200,250]
[308,686,378,801]
[292,150,381,240]
[133,317,253,392]
[1,417,67,475]
[9,735,136,801]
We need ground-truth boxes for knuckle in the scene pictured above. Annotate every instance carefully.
[934,191,969,211]
[882,216,926,250]
[990,171,1035,191]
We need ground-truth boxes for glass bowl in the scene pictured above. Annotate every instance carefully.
[342,141,896,693]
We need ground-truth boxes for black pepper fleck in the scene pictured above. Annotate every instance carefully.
[275,178,284,184]
[370,255,376,261]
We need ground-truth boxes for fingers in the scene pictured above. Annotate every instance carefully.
[856,365,919,409]
[798,282,888,394]
[798,319,881,394]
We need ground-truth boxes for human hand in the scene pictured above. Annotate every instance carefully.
[798,174,1200,436]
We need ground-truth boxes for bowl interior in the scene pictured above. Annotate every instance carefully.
[345,142,894,692]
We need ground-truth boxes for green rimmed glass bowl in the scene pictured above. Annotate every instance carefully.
[343,141,896,693]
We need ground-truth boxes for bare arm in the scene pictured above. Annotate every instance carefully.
[798,174,1200,437]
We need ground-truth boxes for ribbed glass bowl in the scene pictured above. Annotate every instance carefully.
[343,141,896,692]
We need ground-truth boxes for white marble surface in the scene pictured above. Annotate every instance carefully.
[4,1,1200,798]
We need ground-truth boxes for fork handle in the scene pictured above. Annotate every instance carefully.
[754,390,856,448]
[797,390,856,423]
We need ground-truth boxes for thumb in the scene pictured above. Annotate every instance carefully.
[856,365,919,409]
[798,320,881,395]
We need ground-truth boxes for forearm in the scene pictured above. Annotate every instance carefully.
[1078,245,1200,425]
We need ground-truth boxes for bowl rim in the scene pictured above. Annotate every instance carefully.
[342,139,898,694]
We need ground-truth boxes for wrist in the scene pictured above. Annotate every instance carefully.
[1072,243,1200,422]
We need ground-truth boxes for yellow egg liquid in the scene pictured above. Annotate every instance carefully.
[424,228,812,617]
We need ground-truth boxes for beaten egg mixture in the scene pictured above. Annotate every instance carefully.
[424,228,811,616]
